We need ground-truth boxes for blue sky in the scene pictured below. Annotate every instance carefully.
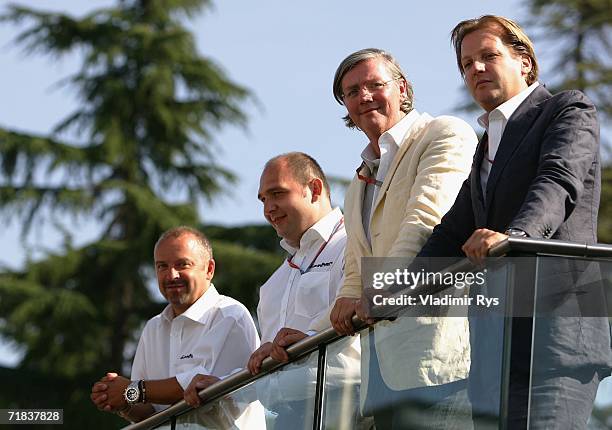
[0,0,523,366]
[1,0,612,411]
[0,0,529,275]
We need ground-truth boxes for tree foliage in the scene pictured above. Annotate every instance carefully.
[526,0,611,122]
[523,0,611,242]
[0,1,279,426]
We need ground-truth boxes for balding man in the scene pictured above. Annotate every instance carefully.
[249,152,362,428]
[90,227,260,424]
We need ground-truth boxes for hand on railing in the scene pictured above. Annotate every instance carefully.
[330,297,360,335]
[183,374,220,408]
[462,228,508,265]
[272,328,307,357]
[247,342,274,375]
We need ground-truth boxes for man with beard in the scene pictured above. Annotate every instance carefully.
[90,226,260,423]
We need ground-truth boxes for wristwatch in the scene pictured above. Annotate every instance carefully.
[123,380,142,405]
[505,228,527,237]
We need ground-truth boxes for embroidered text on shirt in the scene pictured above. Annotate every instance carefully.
[310,261,333,269]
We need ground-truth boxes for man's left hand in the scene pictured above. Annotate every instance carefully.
[462,228,508,265]
[184,374,220,408]
[274,327,307,347]
[100,373,131,411]
[270,328,307,362]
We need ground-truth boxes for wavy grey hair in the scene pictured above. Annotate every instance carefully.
[333,48,414,129]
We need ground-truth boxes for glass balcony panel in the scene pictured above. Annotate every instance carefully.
[321,335,372,429]
[345,287,495,429]
[529,256,612,429]
[466,258,517,430]
[174,348,319,429]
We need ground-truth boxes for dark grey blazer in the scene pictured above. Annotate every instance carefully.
[419,85,611,371]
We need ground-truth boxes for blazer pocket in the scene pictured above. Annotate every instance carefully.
[294,272,331,318]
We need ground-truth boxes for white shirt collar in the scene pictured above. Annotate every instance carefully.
[280,207,343,255]
[360,109,420,167]
[379,109,420,149]
[478,82,539,130]
[161,284,219,324]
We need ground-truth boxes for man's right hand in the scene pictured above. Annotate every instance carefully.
[330,297,359,335]
[90,372,119,412]
[247,342,273,375]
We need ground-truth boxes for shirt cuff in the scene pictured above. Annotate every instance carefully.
[175,369,201,391]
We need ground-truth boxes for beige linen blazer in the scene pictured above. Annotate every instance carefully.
[339,112,477,392]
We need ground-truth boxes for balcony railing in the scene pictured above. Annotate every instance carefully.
[123,237,612,429]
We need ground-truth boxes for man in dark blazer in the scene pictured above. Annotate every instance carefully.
[417,15,611,429]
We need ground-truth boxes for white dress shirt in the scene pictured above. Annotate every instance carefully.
[478,82,540,195]
[257,208,346,342]
[131,285,260,410]
[360,110,420,243]
[256,208,361,403]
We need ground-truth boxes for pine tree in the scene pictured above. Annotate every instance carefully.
[0,1,268,426]
[526,0,611,240]
[526,0,611,122]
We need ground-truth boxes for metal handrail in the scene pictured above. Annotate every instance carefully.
[489,237,612,258]
[123,318,365,429]
[123,237,612,429]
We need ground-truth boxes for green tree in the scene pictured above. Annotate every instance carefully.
[524,0,611,240]
[526,0,611,123]
[0,1,274,427]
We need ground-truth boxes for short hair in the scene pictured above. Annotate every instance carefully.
[451,15,539,85]
[332,48,414,129]
[155,226,213,259]
[265,152,331,199]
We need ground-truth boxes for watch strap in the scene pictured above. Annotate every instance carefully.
[138,379,146,403]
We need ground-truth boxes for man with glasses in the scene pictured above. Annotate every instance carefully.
[328,48,477,428]
[247,152,362,428]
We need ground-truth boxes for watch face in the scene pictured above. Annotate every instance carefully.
[125,387,139,403]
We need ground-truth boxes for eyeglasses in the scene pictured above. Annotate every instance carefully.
[342,78,400,101]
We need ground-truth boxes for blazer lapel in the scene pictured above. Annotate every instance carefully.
[351,165,373,253]
[485,86,550,208]
[471,133,487,226]
[372,113,429,213]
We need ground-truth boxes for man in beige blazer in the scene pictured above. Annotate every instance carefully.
[328,48,478,428]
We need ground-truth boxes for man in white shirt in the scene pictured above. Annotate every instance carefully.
[251,152,346,358]
[248,152,362,427]
[328,48,477,429]
[90,226,260,423]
